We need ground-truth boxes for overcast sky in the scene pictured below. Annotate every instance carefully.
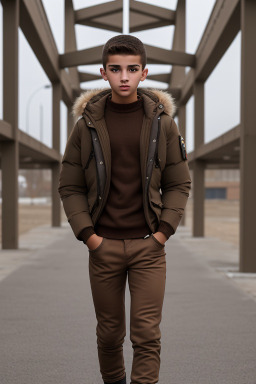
[0,0,240,155]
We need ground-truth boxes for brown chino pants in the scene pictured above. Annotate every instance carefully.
[88,234,166,384]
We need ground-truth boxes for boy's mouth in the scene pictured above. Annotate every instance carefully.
[120,85,130,90]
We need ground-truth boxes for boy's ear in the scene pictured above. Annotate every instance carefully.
[140,67,148,82]
[100,67,108,81]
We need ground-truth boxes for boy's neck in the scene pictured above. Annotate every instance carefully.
[110,90,139,104]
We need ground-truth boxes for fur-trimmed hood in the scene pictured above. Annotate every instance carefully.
[72,88,176,120]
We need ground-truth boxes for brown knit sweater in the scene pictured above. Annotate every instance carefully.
[79,95,174,243]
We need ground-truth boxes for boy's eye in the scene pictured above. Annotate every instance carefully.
[109,68,138,73]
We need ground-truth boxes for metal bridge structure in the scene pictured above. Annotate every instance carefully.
[0,0,255,272]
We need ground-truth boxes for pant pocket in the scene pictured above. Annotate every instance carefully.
[89,237,106,253]
[150,234,165,248]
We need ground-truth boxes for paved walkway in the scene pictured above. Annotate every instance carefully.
[1,223,256,384]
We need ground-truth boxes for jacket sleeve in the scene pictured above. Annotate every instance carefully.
[58,118,93,240]
[160,117,192,233]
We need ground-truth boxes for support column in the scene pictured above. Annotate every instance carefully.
[193,81,205,237]
[178,104,186,138]
[169,0,185,88]
[239,0,256,272]
[65,0,80,91]
[170,0,187,227]
[193,160,205,236]
[52,162,61,227]
[52,82,62,227]
[2,0,19,249]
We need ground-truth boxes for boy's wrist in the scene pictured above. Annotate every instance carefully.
[78,227,96,244]
[158,221,174,240]
[153,231,168,245]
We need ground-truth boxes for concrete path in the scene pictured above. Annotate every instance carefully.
[1,224,256,384]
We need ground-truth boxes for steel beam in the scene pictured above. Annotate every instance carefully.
[192,160,205,237]
[67,105,74,138]
[61,69,75,105]
[147,73,170,83]
[193,81,205,237]
[2,0,19,249]
[74,0,122,32]
[52,82,62,228]
[75,0,123,24]
[60,44,195,68]
[129,0,175,32]
[65,0,80,91]
[196,0,240,82]
[18,130,61,163]
[130,0,175,23]
[169,0,186,89]
[189,125,240,163]
[20,0,59,81]
[130,19,172,33]
[239,0,256,272]
[52,162,61,226]
[165,88,181,101]
[59,45,104,68]
[0,120,12,140]
[19,163,56,169]
[20,0,73,104]
[76,20,122,33]
[74,0,175,33]
[180,0,240,104]
[79,72,102,82]
[145,44,195,67]
[52,83,62,152]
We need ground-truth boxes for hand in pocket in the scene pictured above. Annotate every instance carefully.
[86,234,104,251]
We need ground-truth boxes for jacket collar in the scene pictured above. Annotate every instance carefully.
[72,88,176,121]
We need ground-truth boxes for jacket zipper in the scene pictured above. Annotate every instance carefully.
[90,120,111,225]
[143,115,161,229]
[92,176,110,225]
[82,113,103,219]
[147,116,161,192]
[154,118,161,168]
[92,157,103,219]
[84,148,94,170]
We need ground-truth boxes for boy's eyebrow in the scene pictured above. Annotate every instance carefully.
[107,64,141,68]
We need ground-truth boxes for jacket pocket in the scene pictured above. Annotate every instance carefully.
[149,198,163,223]
[151,199,163,209]
[150,234,165,248]
[88,193,98,216]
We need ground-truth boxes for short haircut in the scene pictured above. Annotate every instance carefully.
[102,35,147,70]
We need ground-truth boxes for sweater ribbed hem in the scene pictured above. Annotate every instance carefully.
[158,220,175,239]
[95,224,151,239]
[78,226,96,244]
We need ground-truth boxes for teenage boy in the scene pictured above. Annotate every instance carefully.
[58,35,191,384]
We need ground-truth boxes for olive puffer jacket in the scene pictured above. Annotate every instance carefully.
[58,88,192,241]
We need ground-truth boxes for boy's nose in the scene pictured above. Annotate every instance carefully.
[120,70,129,81]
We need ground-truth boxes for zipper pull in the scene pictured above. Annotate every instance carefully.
[155,157,160,168]
[84,149,94,170]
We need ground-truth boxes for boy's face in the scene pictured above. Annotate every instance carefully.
[100,55,148,104]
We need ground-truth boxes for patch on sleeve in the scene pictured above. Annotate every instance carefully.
[179,135,187,160]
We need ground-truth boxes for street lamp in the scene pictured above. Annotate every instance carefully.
[25,84,51,135]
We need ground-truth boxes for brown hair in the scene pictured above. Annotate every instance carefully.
[102,35,147,70]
